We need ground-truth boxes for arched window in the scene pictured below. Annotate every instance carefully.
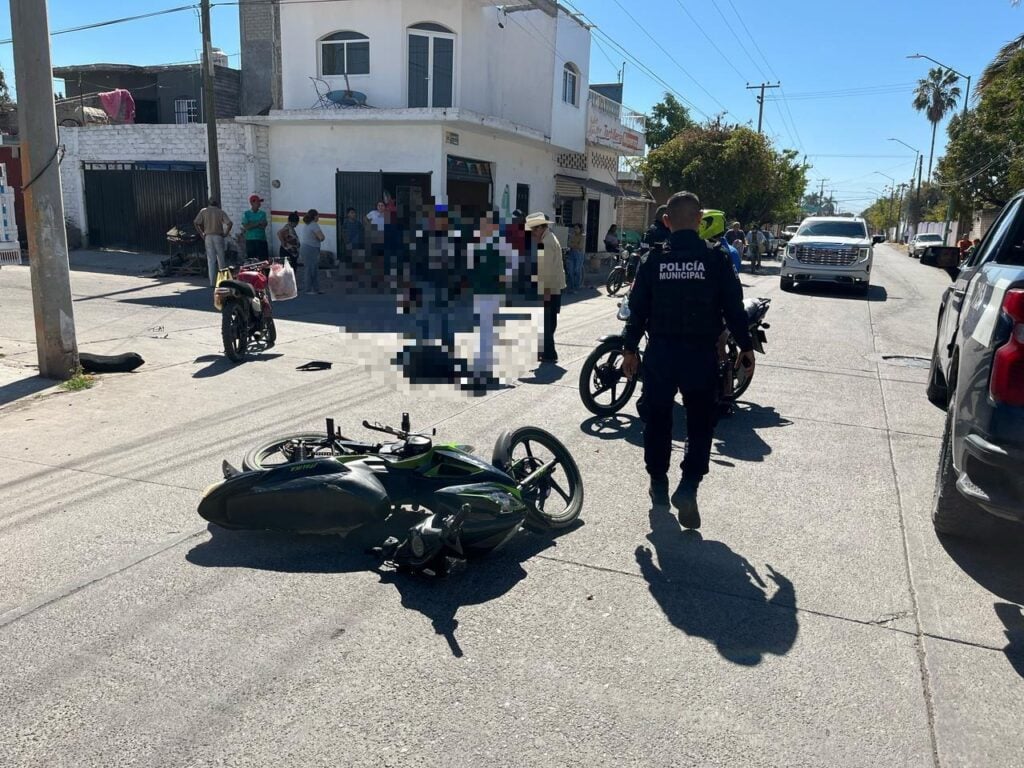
[562,63,579,107]
[408,22,456,108]
[319,30,370,76]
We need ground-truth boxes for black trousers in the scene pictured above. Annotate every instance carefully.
[542,293,561,360]
[641,337,718,483]
[246,239,269,262]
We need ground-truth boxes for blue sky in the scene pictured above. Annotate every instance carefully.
[0,0,1020,213]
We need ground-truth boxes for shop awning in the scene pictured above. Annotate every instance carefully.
[554,173,626,198]
[447,154,493,184]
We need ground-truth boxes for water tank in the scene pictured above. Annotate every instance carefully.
[211,48,229,68]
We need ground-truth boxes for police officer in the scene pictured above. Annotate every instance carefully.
[621,191,755,529]
[642,205,671,250]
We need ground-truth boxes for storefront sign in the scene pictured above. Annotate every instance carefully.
[445,131,459,146]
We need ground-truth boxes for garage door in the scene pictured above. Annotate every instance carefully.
[83,162,208,253]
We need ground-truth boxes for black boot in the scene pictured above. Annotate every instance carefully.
[671,478,701,529]
[648,474,669,507]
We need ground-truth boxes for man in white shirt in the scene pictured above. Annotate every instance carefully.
[366,201,386,232]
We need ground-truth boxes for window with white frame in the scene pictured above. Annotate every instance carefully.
[320,31,370,76]
[174,98,198,124]
[562,64,579,107]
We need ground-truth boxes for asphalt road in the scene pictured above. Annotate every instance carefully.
[1,245,1022,767]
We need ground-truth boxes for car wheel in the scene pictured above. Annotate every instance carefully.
[931,392,993,539]
[925,336,948,410]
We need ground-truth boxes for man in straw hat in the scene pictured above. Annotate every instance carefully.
[524,211,566,363]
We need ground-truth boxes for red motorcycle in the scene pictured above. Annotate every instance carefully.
[214,260,277,362]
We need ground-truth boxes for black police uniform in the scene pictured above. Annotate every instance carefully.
[623,228,753,485]
[642,220,671,249]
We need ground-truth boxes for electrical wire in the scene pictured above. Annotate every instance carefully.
[0,5,200,45]
[671,0,748,83]
[22,144,65,193]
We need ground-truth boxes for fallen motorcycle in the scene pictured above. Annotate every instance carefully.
[578,288,772,416]
[197,413,584,575]
[214,259,277,363]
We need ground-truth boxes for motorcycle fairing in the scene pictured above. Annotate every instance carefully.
[432,482,527,555]
[198,458,390,534]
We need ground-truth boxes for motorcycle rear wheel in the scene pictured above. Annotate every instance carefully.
[722,336,754,400]
[579,339,638,416]
[494,426,583,530]
[242,431,354,471]
[222,302,248,363]
[606,269,624,296]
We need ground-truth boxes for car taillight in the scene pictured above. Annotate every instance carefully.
[990,288,1024,406]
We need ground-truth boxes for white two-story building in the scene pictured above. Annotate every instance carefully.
[239,0,645,254]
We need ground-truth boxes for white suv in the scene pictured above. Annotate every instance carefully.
[781,216,873,295]
[909,232,944,258]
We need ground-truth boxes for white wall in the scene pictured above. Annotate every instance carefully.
[277,0,587,151]
[549,11,590,153]
[58,123,270,248]
[267,122,443,253]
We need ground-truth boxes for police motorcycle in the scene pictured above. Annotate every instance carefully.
[579,211,772,417]
[197,412,584,575]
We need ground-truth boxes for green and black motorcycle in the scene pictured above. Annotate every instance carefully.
[198,413,584,575]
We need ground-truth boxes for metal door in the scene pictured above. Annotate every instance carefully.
[585,198,601,253]
[83,162,208,252]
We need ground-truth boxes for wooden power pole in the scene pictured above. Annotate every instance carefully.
[10,0,78,379]
[746,81,780,135]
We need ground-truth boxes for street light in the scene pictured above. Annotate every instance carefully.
[889,137,922,237]
[907,53,972,243]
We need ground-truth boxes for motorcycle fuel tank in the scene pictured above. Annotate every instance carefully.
[237,270,268,292]
[198,459,390,535]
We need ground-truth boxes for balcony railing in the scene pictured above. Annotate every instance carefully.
[588,90,646,132]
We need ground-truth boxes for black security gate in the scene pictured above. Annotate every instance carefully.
[83,162,208,253]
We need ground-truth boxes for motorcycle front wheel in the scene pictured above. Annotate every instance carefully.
[242,431,355,471]
[606,268,624,296]
[221,302,248,363]
[579,339,638,416]
[494,426,583,530]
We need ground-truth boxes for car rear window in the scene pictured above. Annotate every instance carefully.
[796,221,868,238]
[920,234,942,241]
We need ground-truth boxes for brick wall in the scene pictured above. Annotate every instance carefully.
[59,122,271,248]
[239,2,282,114]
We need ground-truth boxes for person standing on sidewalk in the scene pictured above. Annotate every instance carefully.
[725,221,745,272]
[242,195,269,262]
[194,198,233,286]
[300,209,326,295]
[567,223,585,292]
[746,223,765,274]
[621,191,755,529]
[276,211,300,271]
[525,211,565,363]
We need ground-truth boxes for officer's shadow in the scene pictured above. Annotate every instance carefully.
[635,507,799,665]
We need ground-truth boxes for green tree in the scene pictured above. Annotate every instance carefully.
[0,66,11,110]
[913,67,961,181]
[937,47,1024,210]
[639,117,808,225]
[644,93,695,151]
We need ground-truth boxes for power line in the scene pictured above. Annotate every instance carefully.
[0,4,200,45]
[605,0,736,118]
[671,0,748,83]
[707,0,766,80]
[725,0,778,80]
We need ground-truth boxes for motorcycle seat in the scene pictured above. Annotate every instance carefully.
[219,279,256,298]
[743,298,764,322]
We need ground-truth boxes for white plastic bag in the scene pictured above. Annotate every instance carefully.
[269,261,298,301]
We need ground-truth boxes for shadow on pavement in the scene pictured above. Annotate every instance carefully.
[0,374,55,407]
[518,362,567,385]
[938,531,1024,678]
[636,507,798,665]
[192,352,284,378]
[712,401,793,465]
[186,521,581,658]
[787,283,889,302]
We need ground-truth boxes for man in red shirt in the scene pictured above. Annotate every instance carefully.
[958,233,973,255]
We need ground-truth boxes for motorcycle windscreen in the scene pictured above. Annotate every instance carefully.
[201,464,390,535]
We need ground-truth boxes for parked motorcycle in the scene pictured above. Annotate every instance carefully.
[197,413,584,575]
[214,259,277,363]
[578,286,772,416]
[605,245,644,296]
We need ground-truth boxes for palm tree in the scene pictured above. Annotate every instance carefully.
[978,33,1024,94]
[913,67,961,181]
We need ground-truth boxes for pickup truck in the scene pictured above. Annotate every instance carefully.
[925,189,1024,538]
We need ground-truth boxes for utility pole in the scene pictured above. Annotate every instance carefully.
[200,0,221,202]
[10,0,78,379]
[895,183,908,242]
[746,81,780,135]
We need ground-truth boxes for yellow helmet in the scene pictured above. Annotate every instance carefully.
[699,209,726,240]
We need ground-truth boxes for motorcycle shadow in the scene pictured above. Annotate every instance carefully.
[186,520,583,658]
[579,403,690,449]
[711,401,793,466]
[192,352,285,378]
